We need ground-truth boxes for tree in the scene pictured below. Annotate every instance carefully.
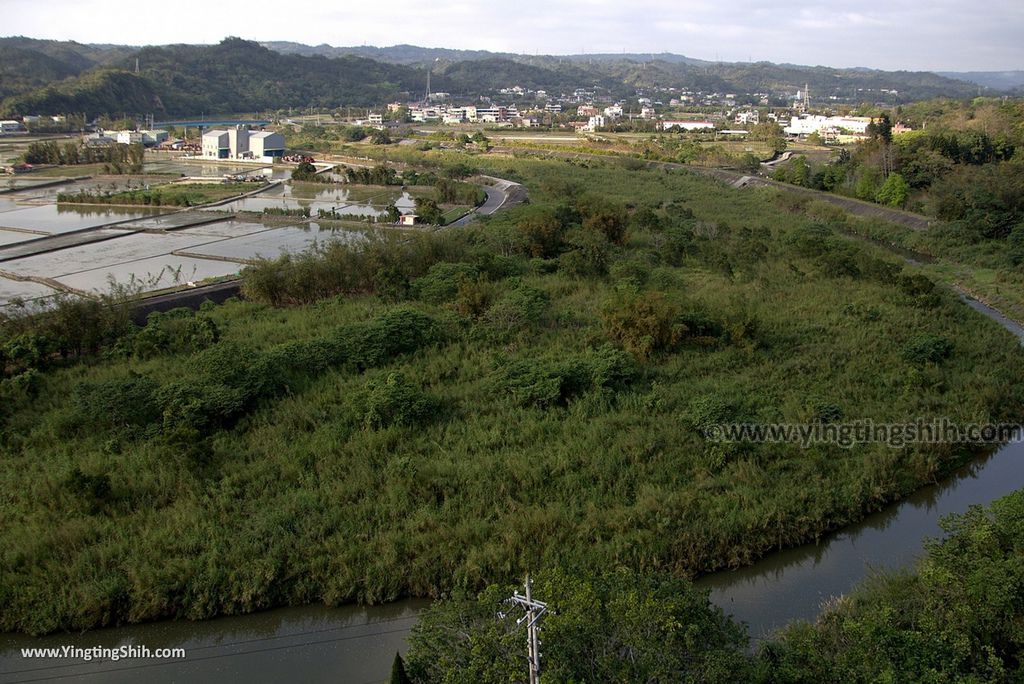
[762,490,1024,683]
[875,172,909,207]
[1009,223,1024,265]
[866,112,893,144]
[751,121,787,155]
[516,207,565,258]
[404,569,752,684]
[389,652,411,684]
[291,160,318,182]
[413,197,444,225]
[855,166,883,201]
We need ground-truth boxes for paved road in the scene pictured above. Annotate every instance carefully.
[448,185,506,227]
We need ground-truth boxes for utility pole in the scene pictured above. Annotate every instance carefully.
[500,575,550,684]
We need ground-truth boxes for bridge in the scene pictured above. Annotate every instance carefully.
[153,119,272,128]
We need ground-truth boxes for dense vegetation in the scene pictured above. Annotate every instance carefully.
[56,182,255,207]
[765,488,1024,682]
[0,38,429,117]
[771,99,1024,321]
[23,139,146,174]
[2,154,1021,638]
[406,488,1024,682]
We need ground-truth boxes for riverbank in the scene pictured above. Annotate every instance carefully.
[3,156,1024,684]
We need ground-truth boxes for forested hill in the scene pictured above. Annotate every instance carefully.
[265,41,985,101]
[0,39,434,117]
[0,35,993,118]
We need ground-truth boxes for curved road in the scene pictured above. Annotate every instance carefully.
[448,185,506,227]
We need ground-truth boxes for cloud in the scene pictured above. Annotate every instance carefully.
[2,0,1021,71]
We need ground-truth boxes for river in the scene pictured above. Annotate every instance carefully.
[1,297,1022,684]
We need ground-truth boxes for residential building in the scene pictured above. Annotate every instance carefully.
[583,115,606,132]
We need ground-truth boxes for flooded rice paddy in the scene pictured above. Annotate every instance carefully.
[0,160,385,306]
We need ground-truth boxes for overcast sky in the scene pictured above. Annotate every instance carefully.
[3,0,1022,72]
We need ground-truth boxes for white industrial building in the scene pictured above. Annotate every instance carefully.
[784,115,873,137]
[202,126,284,160]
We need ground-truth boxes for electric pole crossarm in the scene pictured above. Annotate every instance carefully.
[499,576,553,684]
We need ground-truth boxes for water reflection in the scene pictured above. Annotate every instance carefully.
[700,295,1024,642]
[0,601,427,684]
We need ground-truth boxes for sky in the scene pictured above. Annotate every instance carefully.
[2,0,1022,72]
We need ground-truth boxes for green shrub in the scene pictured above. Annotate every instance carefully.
[902,334,954,364]
[338,307,440,371]
[482,282,549,332]
[2,333,56,374]
[72,375,161,431]
[362,373,438,429]
[602,291,685,359]
[64,468,113,513]
[493,346,636,408]
[516,207,565,258]
[559,229,612,277]
[189,342,284,400]
[412,262,481,304]
[155,381,248,435]
[127,308,220,359]
[454,276,495,318]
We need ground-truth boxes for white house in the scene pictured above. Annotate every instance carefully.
[583,115,606,132]
[736,110,760,125]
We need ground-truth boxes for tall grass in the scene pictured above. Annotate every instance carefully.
[1,156,1022,636]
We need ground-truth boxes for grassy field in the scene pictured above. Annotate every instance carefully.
[835,210,1024,324]
[2,154,1022,635]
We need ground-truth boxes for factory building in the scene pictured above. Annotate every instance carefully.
[201,126,284,160]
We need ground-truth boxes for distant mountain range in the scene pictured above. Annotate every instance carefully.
[0,36,1011,119]
[937,71,1024,92]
